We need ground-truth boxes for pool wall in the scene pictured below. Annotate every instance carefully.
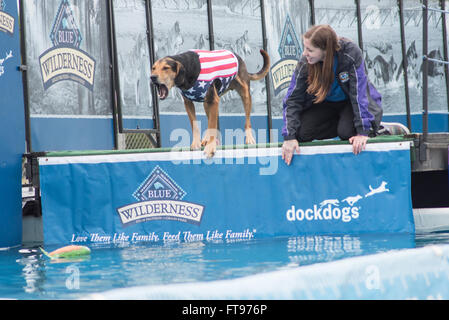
[38,139,414,245]
[0,2,27,248]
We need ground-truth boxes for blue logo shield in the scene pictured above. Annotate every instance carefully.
[133,166,186,202]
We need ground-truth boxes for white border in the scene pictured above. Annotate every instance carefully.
[31,111,448,120]
[39,141,411,166]
[30,114,156,120]
[30,114,113,119]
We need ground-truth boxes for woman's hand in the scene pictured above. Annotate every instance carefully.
[282,139,300,165]
[349,134,369,155]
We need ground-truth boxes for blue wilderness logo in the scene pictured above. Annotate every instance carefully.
[0,0,14,35]
[270,14,302,96]
[39,0,96,91]
[116,166,205,227]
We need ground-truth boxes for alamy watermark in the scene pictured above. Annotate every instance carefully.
[65,264,80,290]
[168,123,281,176]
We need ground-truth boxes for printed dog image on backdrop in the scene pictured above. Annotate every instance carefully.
[151,49,270,158]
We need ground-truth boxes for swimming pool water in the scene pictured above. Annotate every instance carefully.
[1,232,448,300]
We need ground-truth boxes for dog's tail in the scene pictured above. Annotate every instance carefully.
[248,49,270,81]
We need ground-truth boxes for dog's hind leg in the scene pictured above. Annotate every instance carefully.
[235,78,256,145]
[182,96,201,150]
[202,84,220,158]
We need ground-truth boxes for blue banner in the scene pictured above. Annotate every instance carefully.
[39,142,414,245]
[0,0,26,247]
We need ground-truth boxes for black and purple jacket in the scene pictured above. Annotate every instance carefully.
[282,38,383,140]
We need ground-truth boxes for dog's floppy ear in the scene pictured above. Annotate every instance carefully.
[174,61,186,87]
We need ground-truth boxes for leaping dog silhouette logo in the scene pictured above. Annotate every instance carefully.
[0,50,13,77]
[365,181,389,198]
[342,195,363,206]
[319,199,340,207]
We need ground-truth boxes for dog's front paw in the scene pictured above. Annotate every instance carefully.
[190,139,202,150]
[203,142,216,158]
[245,133,256,145]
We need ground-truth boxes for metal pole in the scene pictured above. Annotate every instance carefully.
[309,0,315,26]
[106,0,120,149]
[207,0,215,50]
[440,0,449,119]
[18,0,32,153]
[146,0,161,147]
[422,0,429,144]
[355,0,363,52]
[398,0,412,131]
[421,0,429,160]
[260,0,272,142]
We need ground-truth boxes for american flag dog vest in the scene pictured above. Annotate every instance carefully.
[180,49,239,102]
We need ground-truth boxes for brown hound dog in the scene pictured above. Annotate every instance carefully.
[151,49,270,158]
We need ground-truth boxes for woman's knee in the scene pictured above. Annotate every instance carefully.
[296,127,315,142]
[337,126,356,140]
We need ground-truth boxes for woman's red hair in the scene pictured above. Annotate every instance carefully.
[303,25,340,103]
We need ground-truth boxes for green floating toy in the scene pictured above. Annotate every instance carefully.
[40,245,91,259]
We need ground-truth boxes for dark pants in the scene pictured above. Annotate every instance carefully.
[296,100,356,142]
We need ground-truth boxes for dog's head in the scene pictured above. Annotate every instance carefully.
[150,57,185,100]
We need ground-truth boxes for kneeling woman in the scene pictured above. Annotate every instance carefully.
[282,24,383,165]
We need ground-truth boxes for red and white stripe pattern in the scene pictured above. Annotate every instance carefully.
[193,49,238,81]
[180,49,239,102]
